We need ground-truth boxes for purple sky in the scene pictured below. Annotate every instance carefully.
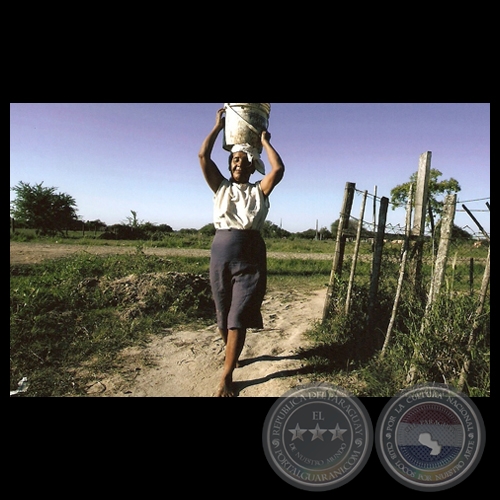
[10,103,490,235]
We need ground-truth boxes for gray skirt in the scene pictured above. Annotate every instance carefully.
[210,229,267,330]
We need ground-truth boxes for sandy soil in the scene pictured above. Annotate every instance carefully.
[85,288,325,397]
[11,242,326,397]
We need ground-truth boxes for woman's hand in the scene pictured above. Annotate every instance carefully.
[259,129,284,197]
[215,108,225,131]
[261,130,271,144]
[199,107,226,194]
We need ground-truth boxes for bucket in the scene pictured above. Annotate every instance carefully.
[223,103,271,153]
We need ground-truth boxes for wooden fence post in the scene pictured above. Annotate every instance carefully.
[408,193,456,383]
[469,258,474,296]
[366,196,388,336]
[426,194,457,306]
[412,152,432,237]
[458,243,490,391]
[345,190,368,314]
[382,185,413,356]
[410,151,432,297]
[462,204,490,241]
[322,182,356,322]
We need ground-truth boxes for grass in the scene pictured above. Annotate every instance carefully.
[10,247,333,396]
[267,258,331,291]
[10,252,215,396]
[10,236,489,397]
[304,273,490,397]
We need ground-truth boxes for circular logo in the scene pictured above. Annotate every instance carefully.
[375,383,485,491]
[262,383,372,491]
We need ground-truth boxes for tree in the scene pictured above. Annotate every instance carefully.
[156,224,173,233]
[435,223,473,241]
[123,210,143,228]
[86,219,107,232]
[318,227,332,240]
[390,168,461,221]
[295,228,317,239]
[261,221,291,238]
[330,219,372,239]
[199,223,216,236]
[10,181,78,236]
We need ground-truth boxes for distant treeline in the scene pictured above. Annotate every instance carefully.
[11,216,476,242]
[10,218,323,240]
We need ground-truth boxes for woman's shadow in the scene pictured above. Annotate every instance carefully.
[233,357,314,396]
[232,343,356,396]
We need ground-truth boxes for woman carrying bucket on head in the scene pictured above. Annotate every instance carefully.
[198,105,285,397]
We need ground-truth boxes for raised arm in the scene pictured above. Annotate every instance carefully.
[259,131,285,196]
[198,108,226,193]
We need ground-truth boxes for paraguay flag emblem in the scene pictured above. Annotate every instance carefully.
[376,384,486,492]
[397,403,463,469]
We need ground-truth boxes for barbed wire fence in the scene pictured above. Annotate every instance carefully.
[322,153,489,389]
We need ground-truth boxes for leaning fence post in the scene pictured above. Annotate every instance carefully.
[458,243,490,391]
[462,204,490,241]
[322,182,356,322]
[366,196,388,337]
[408,193,456,384]
[469,258,474,296]
[382,185,413,356]
[345,190,367,314]
[426,194,457,307]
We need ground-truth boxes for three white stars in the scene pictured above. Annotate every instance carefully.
[288,423,347,442]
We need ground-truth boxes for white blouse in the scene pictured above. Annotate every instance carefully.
[213,179,270,231]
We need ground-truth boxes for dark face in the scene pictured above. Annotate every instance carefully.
[229,152,255,184]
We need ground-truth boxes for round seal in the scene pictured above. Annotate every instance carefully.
[262,383,372,491]
[375,383,485,491]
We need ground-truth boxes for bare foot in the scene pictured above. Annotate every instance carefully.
[216,376,237,397]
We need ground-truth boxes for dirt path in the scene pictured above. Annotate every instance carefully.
[10,242,326,397]
[85,288,325,397]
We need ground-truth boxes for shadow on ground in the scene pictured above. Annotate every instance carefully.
[234,339,376,396]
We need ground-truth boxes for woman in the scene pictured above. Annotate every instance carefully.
[198,107,285,397]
